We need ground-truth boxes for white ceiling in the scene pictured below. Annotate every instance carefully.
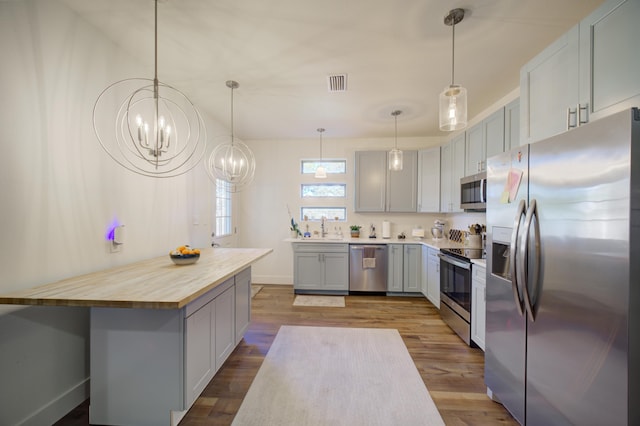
[61,0,603,140]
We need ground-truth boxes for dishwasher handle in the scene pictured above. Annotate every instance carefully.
[350,245,386,250]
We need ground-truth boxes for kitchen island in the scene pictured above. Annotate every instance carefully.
[0,247,272,426]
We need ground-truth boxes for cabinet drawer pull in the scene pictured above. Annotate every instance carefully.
[578,103,589,126]
[567,106,577,129]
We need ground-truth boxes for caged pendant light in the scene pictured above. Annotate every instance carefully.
[92,0,207,177]
[389,110,403,171]
[314,128,327,179]
[439,8,468,132]
[205,80,256,192]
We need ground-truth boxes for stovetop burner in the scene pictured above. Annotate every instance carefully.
[440,247,485,261]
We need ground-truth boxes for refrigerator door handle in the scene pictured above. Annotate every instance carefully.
[519,199,541,322]
[510,199,526,316]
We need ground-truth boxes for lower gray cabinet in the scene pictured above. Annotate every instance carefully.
[293,243,349,293]
[403,244,422,293]
[471,264,486,351]
[214,285,235,370]
[387,244,404,292]
[388,244,421,293]
[184,277,236,409]
[234,267,251,344]
[427,248,440,308]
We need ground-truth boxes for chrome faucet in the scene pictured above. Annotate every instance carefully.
[321,216,327,238]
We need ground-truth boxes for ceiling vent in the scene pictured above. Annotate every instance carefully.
[327,74,347,92]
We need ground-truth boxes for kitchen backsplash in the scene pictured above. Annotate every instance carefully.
[302,211,486,240]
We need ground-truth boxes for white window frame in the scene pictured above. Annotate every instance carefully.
[301,183,347,198]
[215,179,232,237]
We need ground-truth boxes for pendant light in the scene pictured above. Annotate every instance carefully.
[439,8,468,132]
[314,128,327,179]
[389,110,403,171]
[92,0,206,177]
[206,81,256,192]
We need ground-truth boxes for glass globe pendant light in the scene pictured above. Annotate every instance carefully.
[315,128,327,179]
[92,0,206,177]
[389,110,403,171]
[205,81,256,192]
[439,8,468,132]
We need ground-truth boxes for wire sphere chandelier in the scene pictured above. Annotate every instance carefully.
[205,80,256,193]
[92,0,206,178]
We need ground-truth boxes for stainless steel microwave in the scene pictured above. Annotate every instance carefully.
[460,172,486,211]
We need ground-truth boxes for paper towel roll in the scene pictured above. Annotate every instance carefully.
[382,220,391,239]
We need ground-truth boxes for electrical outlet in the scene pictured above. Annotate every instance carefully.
[110,241,122,253]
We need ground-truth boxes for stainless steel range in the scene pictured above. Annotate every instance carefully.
[438,247,484,346]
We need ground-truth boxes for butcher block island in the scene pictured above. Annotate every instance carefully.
[0,247,272,426]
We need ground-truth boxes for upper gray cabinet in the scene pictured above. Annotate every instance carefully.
[521,0,640,144]
[504,98,520,151]
[417,147,441,213]
[579,0,640,122]
[354,150,417,212]
[465,108,505,175]
[440,133,465,213]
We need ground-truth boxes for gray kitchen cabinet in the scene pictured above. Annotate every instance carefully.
[579,0,640,123]
[520,25,578,145]
[427,248,440,309]
[420,245,429,297]
[183,274,241,411]
[465,108,505,175]
[184,295,215,408]
[355,150,418,212]
[504,98,520,152]
[471,263,486,351]
[234,267,251,344]
[387,244,404,292]
[354,151,386,212]
[440,133,465,213]
[214,285,235,370]
[293,243,349,293]
[388,244,421,293]
[521,0,640,144]
[417,147,441,212]
[403,244,422,293]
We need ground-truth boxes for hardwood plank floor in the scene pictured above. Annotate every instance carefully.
[56,285,517,425]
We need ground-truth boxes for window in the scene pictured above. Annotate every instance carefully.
[300,207,347,222]
[301,160,346,175]
[301,183,346,198]
[215,179,232,237]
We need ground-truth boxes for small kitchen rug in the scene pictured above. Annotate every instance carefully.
[293,295,345,307]
[251,285,263,298]
[231,326,444,426]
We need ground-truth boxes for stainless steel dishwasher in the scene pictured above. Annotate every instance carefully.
[349,245,388,292]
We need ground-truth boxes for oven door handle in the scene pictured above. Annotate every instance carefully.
[438,253,471,270]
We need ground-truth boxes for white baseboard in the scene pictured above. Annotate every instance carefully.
[252,274,293,285]
[18,378,89,426]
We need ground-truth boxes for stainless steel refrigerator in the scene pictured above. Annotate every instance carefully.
[485,108,640,425]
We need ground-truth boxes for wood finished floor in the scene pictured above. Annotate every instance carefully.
[56,285,517,425]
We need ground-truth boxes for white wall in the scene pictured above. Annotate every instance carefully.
[237,135,487,284]
[0,1,223,424]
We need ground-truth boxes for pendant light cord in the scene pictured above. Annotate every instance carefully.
[394,114,398,149]
[154,0,158,85]
[230,85,234,145]
[451,22,455,86]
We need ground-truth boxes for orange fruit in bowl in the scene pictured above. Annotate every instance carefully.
[193,248,200,255]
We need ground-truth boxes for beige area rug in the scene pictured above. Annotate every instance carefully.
[251,285,263,298]
[293,295,345,307]
[231,325,445,426]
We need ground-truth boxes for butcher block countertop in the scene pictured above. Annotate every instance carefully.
[0,247,272,310]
